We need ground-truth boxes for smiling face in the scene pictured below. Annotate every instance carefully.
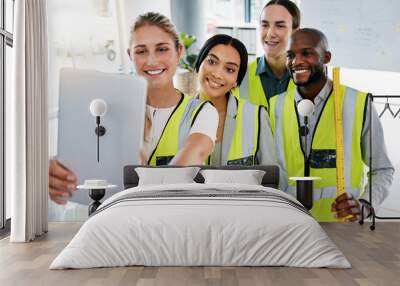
[198,44,241,98]
[129,25,182,89]
[260,4,294,60]
[286,32,331,87]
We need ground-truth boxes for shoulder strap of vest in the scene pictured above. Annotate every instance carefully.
[286,79,296,92]
[308,86,334,153]
[230,94,239,113]
[238,59,258,101]
[362,93,372,132]
[249,58,258,71]
[253,105,264,162]
[190,100,210,127]
[147,93,186,165]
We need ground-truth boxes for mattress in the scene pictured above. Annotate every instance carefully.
[50,183,351,269]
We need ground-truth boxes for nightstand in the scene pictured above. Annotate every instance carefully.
[77,180,117,215]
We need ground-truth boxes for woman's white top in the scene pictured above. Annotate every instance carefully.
[142,102,218,161]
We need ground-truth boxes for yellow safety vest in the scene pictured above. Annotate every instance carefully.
[148,94,209,166]
[270,85,368,221]
[210,93,262,166]
[232,59,296,110]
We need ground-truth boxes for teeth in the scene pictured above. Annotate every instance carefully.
[294,69,309,74]
[146,69,164,75]
[208,78,223,88]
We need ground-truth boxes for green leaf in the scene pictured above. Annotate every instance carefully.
[179,32,197,49]
[179,59,190,70]
[184,36,196,49]
[186,54,198,66]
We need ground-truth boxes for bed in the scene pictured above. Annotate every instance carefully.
[50,165,350,269]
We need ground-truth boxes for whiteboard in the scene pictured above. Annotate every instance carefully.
[301,0,400,72]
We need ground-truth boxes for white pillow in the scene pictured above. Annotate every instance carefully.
[200,169,266,185]
[135,167,200,186]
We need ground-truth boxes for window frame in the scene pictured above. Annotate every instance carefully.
[0,0,14,233]
[244,0,251,22]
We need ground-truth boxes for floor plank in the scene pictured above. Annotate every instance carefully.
[0,222,399,286]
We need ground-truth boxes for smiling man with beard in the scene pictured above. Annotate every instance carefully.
[269,28,394,222]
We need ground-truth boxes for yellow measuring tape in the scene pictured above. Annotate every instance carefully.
[333,67,347,220]
[333,67,345,197]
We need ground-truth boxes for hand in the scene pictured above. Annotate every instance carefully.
[331,193,361,222]
[49,159,77,205]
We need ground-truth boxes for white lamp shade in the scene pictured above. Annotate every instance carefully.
[297,99,314,117]
[89,99,107,117]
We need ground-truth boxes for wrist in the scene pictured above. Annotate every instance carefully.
[358,199,373,219]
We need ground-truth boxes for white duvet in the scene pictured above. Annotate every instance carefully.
[50,183,351,269]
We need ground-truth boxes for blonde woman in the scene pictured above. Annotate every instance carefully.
[128,12,217,166]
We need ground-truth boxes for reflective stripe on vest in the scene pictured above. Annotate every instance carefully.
[270,85,367,221]
[232,59,296,111]
[148,95,207,166]
[216,94,261,166]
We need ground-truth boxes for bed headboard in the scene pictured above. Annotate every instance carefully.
[123,165,280,189]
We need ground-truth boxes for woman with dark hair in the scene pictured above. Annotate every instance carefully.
[195,34,276,166]
[233,0,301,109]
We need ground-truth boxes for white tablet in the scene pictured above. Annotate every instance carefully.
[57,68,146,204]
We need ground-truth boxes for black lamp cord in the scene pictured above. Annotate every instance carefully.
[96,116,100,162]
[303,116,309,176]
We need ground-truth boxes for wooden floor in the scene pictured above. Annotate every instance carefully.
[0,222,399,286]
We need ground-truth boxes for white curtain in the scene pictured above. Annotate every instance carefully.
[8,0,48,242]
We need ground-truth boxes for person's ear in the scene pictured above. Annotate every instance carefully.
[324,51,331,64]
[127,48,133,61]
[176,44,183,63]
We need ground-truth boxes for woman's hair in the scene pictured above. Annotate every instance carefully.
[130,12,181,49]
[195,34,248,86]
[263,0,301,30]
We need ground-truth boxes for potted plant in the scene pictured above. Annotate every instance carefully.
[175,32,198,96]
